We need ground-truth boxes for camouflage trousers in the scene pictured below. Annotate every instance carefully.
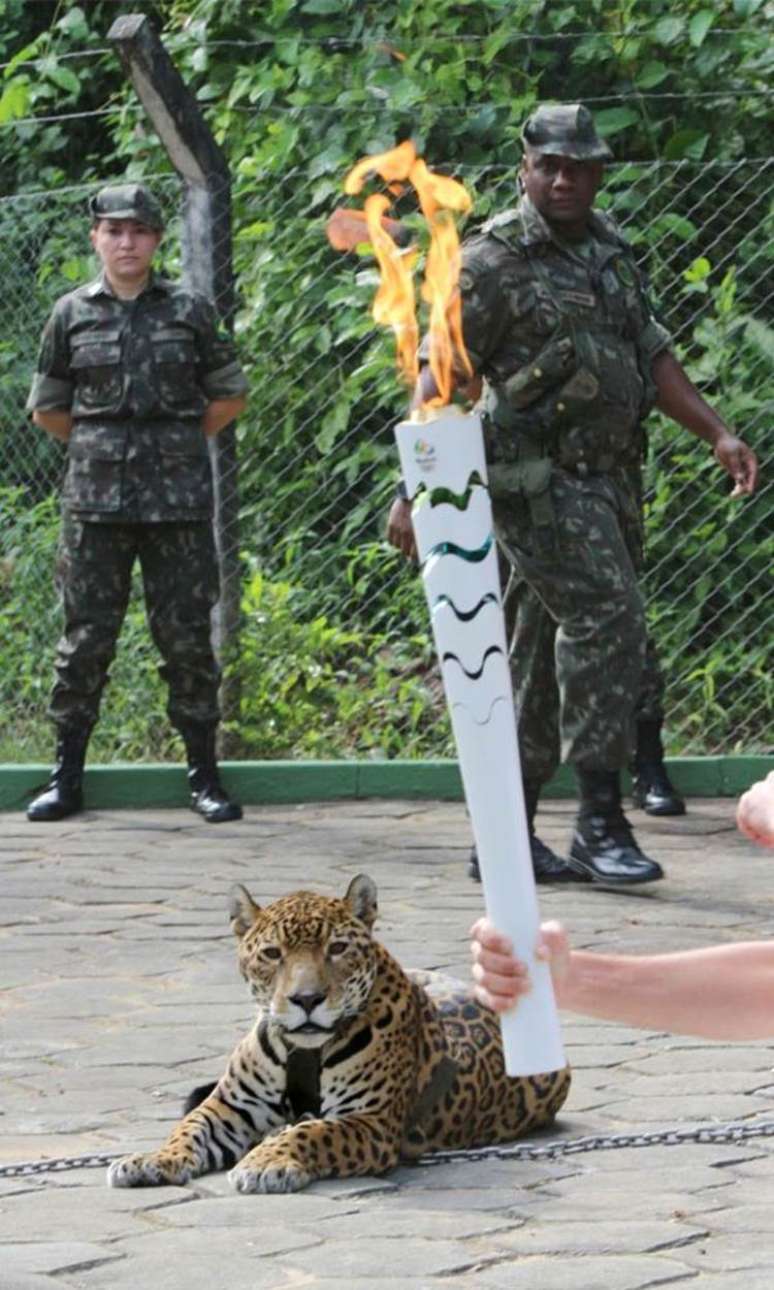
[49,516,221,732]
[502,572,665,785]
[492,466,647,781]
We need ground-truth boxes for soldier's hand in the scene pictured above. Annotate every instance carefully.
[714,431,759,496]
[387,498,418,561]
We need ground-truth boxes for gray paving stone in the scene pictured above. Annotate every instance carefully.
[451,1253,702,1289]
[1,1275,76,1290]
[0,1184,194,1241]
[588,1093,764,1122]
[322,1206,518,1241]
[250,1234,484,1279]
[487,1217,709,1257]
[52,1034,225,1069]
[0,1244,121,1276]
[689,1275,774,1289]
[494,1184,727,1220]
[699,1202,774,1232]
[136,1191,354,1226]
[602,1069,772,1097]
[3,798,774,1286]
[630,1044,774,1069]
[0,1135,120,1163]
[722,1154,774,1182]
[62,1229,323,1290]
[385,1158,584,1191]
[565,1046,652,1069]
[365,1186,539,1214]
[675,1232,770,1271]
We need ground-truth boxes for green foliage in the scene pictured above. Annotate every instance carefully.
[233,560,450,758]
[642,261,773,751]
[0,485,450,761]
[0,484,176,762]
[3,0,772,190]
[0,488,61,758]
[0,2,130,190]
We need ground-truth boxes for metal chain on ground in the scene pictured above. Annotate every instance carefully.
[3,1119,774,1180]
[424,1118,774,1166]
[0,1150,121,1179]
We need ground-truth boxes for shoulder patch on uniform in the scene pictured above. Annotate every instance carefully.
[613,257,637,287]
[481,214,530,259]
[481,207,521,235]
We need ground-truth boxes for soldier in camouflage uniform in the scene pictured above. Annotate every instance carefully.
[25,184,248,824]
[388,104,758,886]
[498,417,685,817]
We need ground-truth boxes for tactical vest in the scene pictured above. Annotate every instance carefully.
[481,217,657,477]
[62,287,211,519]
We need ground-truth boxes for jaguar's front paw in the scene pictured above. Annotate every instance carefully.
[229,1159,312,1194]
[107,1151,193,1189]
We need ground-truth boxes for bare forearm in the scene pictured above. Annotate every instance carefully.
[652,350,758,493]
[32,409,73,442]
[653,352,727,444]
[202,397,246,437]
[558,942,774,1040]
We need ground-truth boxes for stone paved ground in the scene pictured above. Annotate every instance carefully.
[2,796,774,1289]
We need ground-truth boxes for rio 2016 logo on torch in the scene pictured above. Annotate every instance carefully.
[413,439,436,472]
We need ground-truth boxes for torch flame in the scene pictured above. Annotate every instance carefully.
[342,141,473,408]
[362,193,419,385]
[344,139,417,194]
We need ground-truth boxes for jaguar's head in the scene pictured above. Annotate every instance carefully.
[229,875,379,1050]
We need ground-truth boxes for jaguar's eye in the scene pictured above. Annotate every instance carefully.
[262,945,282,961]
[328,940,349,957]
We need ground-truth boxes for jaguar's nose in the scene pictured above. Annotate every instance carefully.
[288,990,327,1017]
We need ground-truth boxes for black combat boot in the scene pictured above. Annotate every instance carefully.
[569,768,664,886]
[468,779,581,884]
[180,724,243,823]
[631,718,686,816]
[26,725,92,822]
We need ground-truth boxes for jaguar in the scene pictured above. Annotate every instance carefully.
[108,874,570,1194]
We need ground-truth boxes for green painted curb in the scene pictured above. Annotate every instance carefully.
[1,755,771,812]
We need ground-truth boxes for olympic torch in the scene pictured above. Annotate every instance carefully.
[332,143,565,1077]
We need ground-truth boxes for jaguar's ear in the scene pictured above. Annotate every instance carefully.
[345,874,378,929]
[229,883,261,939]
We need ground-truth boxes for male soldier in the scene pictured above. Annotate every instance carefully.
[388,104,758,886]
[25,183,248,824]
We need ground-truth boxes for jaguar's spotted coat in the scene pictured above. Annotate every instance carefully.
[108,875,570,1194]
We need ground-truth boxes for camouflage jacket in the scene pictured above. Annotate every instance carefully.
[26,273,248,522]
[458,196,670,473]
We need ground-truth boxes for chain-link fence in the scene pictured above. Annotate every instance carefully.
[0,158,771,762]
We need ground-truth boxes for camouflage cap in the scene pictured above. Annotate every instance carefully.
[521,104,613,162]
[88,183,164,230]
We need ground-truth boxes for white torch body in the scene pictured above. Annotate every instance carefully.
[395,408,565,1077]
